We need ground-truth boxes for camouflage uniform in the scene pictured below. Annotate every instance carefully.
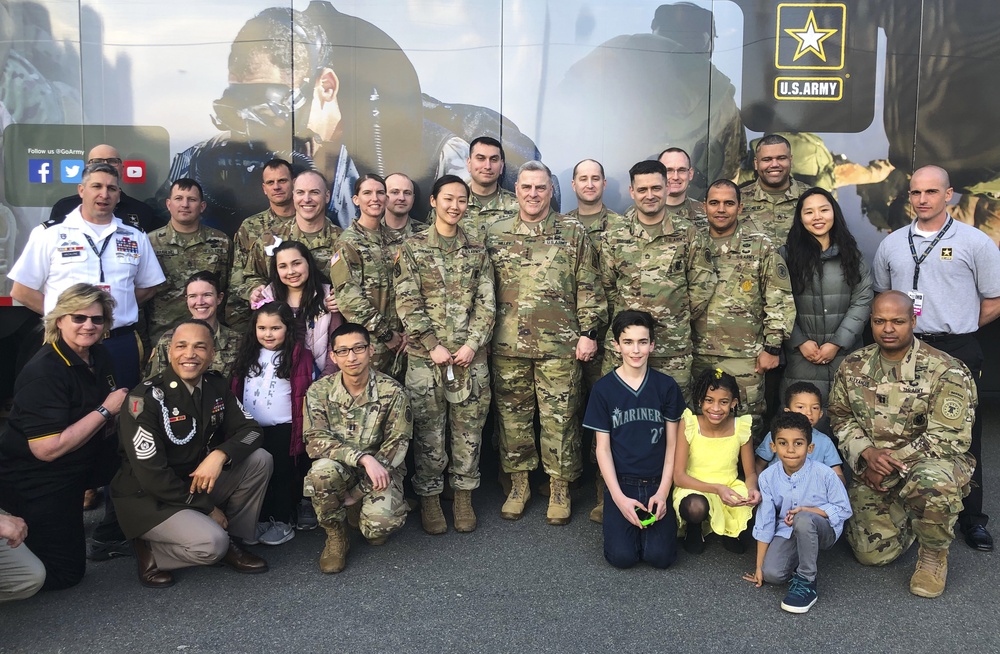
[666,197,708,231]
[382,217,429,249]
[566,206,621,390]
[330,221,401,376]
[394,225,495,495]
[599,206,716,400]
[227,209,294,330]
[739,178,811,244]
[145,323,239,380]
[233,219,343,304]
[828,339,977,565]
[465,188,519,244]
[147,224,232,343]
[692,224,794,424]
[302,370,412,541]
[486,210,607,481]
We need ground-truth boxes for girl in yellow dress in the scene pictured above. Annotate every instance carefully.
[673,369,760,554]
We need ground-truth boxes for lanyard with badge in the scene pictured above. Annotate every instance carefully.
[907,217,952,316]
[82,233,113,283]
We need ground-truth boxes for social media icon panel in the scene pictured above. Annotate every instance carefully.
[28,159,53,183]
[61,159,85,183]
[123,160,146,183]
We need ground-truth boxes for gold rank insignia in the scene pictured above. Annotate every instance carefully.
[940,247,953,260]
[740,279,754,293]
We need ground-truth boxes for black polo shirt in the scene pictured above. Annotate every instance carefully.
[0,339,119,500]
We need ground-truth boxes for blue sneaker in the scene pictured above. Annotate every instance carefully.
[257,518,295,546]
[781,574,818,614]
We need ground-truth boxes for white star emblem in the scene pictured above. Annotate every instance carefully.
[784,10,837,62]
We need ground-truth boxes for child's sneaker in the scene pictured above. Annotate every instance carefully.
[296,499,319,531]
[257,518,295,546]
[780,573,818,613]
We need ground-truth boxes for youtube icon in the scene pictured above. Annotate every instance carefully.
[123,160,146,183]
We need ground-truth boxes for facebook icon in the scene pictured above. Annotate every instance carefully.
[28,159,53,183]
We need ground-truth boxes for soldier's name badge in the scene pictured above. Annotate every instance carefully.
[907,291,924,316]
[940,247,953,260]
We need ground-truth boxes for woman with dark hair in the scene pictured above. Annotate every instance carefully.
[0,283,125,590]
[146,270,239,378]
[781,187,873,406]
[252,240,342,377]
[230,301,315,542]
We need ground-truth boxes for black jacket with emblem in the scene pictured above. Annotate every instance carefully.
[110,367,262,539]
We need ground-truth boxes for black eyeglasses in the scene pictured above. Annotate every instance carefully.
[332,344,369,357]
[88,157,123,165]
[68,314,106,325]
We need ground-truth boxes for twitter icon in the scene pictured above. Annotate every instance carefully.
[60,159,84,183]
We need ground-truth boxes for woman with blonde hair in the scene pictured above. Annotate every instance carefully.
[0,283,128,590]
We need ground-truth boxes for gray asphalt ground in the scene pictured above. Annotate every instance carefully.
[3,408,999,654]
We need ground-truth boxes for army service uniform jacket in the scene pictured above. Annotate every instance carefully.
[111,367,263,539]
[486,210,606,360]
[828,339,977,479]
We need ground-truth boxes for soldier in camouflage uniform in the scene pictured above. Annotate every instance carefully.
[302,323,411,574]
[147,179,231,344]
[691,180,795,437]
[739,134,811,244]
[226,159,296,331]
[828,291,976,598]
[395,175,495,535]
[486,161,607,525]
[659,148,707,230]
[600,160,716,401]
[236,171,342,309]
[567,159,621,523]
[463,137,519,242]
[383,173,428,248]
[330,174,405,377]
[146,271,238,379]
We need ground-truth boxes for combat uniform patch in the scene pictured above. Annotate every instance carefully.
[941,398,963,421]
[129,396,144,418]
[133,427,156,460]
[776,262,788,279]
[740,279,753,293]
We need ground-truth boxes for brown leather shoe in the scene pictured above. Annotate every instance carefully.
[222,539,269,574]
[133,539,174,589]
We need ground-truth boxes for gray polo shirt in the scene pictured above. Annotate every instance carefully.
[872,215,1000,334]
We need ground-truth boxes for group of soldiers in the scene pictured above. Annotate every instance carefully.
[4,131,991,594]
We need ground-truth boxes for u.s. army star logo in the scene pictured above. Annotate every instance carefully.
[942,398,963,421]
[133,427,157,460]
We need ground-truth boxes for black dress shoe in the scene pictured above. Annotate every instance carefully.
[133,539,174,588]
[965,524,994,551]
[223,539,269,573]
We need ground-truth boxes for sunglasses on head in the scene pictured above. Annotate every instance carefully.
[68,314,106,325]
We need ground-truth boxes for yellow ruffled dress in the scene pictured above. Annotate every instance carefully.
[672,408,753,537]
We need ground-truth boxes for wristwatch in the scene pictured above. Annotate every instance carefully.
[377,329,394,344]
[580,329,598,341]
[762,345,781,356]
[95,405,113,422]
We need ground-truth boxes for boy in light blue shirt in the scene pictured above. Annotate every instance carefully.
[744,412,852,613]
[755,382,846,486]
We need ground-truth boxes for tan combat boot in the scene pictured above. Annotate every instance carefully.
[500,471,531,520]
[910,545,949,598]
[453,489,477,533]
[420,494,448,535]
[319,521,349,574]
[589,474,606,524]
[547,477,572,525]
